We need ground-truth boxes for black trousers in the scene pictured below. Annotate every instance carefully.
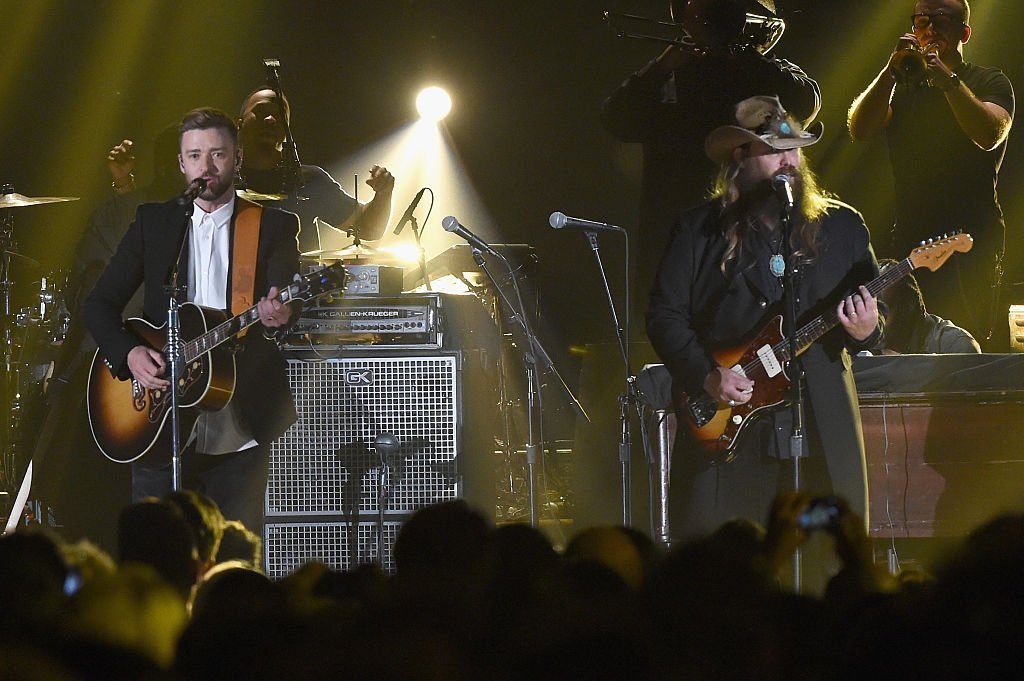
[131,443,271,537]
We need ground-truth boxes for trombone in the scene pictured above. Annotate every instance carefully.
[604,0,786,55]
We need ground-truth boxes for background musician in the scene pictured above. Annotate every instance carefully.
[848,0,1014,348]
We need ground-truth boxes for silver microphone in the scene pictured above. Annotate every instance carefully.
[548,211,624,232]
[442,216,500,257]
[771,175,794,209]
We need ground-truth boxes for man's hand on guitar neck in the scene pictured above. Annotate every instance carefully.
[836,285,878,342]
[127,346,169,390]
[704,366,754,407]
[258,286,292,329]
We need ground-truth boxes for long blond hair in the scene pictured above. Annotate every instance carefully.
[710,148,833,274]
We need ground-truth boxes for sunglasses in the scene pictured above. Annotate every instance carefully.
[911,12,966,32]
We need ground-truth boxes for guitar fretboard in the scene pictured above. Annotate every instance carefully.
[182,284,299,362]
[737,257,913,377]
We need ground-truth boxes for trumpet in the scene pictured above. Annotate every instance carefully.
[604,0,786,55]
[891,40,941,84]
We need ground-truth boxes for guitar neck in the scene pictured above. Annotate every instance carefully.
[182,284,299,362]
[773,258,913,363]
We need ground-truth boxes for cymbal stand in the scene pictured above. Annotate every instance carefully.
[0,204,15,498]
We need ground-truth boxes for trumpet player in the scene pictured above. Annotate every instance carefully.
[848,0,1013,349]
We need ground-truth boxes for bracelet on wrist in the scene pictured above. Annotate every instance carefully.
[111,174,135,191]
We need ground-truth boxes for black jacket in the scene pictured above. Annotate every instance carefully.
[84,195,301,445]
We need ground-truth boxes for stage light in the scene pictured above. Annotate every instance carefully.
[416,86,452,122]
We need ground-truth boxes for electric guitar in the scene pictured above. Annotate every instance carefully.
[675,234,973,463]
[87,262,348,465]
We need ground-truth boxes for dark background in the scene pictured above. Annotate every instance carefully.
[3,0,1020,345]
[2,0,1019,533]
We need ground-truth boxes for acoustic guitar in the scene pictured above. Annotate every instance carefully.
[87,262,347,465]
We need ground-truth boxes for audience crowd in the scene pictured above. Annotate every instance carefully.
[2,489,1022,680]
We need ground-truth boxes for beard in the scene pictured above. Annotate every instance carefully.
[734,170,803,216]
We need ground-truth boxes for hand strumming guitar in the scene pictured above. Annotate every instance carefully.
[127,346,169,390]
[704,365,755,407]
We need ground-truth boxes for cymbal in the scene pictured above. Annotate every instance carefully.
[0,192,79,209]
[301,242,403,264]
[236,188,287,202]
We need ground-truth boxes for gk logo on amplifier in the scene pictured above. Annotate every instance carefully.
[344,369,375,386]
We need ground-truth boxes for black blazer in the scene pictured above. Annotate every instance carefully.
[84,195,301,445]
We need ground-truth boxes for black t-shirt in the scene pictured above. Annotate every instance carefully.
[887,62,1014,254]
[242,164,358,254]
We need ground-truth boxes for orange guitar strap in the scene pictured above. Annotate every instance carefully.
[231,198,262,337]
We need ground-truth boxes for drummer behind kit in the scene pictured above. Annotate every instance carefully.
[1,185,78,532]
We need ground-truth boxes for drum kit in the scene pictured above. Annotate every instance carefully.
[1,184,76,528]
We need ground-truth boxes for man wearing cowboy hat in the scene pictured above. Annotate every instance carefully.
[647,95,882,550]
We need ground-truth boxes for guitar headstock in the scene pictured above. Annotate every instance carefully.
[289,261,349,302]
[907,233,973,272]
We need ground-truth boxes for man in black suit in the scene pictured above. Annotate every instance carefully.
[85,107,300,536]
[647,95,882,543]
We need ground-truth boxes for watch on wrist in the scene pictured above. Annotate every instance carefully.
[938,72,961,92]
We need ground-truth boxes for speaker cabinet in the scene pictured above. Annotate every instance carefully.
[265,353,462,577]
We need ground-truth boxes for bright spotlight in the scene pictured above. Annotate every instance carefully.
[416,86,452,122]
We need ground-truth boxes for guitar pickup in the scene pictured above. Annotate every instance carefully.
[756,344,783,377]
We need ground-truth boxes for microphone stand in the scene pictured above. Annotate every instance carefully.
[263,58,304,193]
[581,230,650,528]
[779,199,806,592]
[165,204,196,491]
[470,247,588,527]
[410,216,432,291]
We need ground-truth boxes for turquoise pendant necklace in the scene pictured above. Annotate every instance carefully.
[770,253,786,278]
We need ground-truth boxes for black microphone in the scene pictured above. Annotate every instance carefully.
[393,187,427,235]
[771,174,794,209]
[442,216,500,257]
[548,211,624,232]
[175,177,208,206]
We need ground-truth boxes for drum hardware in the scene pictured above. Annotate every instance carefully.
[235,188,287,202]
[0,184,77,529]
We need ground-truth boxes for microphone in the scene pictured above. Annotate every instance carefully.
[548,211,624,232]
[442,216,500,257]
[374,432,401,460]
[393,187,427,235]
[175,177,208,206]
[771,174,794,209]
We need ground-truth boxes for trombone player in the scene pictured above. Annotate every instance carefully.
[602,0,821,316]
[848,0,1013,349]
